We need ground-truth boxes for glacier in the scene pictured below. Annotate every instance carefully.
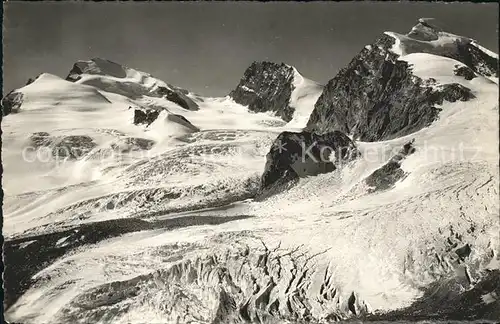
[1,19,499,323]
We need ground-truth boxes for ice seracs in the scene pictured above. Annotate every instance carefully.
[287,66,324,129]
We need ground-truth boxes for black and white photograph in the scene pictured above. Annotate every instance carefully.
[1,2,499,323]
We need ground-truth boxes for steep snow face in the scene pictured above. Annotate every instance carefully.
[400,53,490,88]
[472,41,499,59]
[9,73,112,110]
[287,67,324,129]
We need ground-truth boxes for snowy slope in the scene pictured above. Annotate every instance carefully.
[287,67,324,129]
[384,17,499,83]
[68,58,176,97]
[3,21,499,323]
[2,73,288,236]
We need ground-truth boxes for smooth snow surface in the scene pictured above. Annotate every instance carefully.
[3,41,499,323]
[287,67,324,129]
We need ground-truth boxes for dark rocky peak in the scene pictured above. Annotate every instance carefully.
[306,20,478,142]
[66,58,127,82]
[256,130,359,200]
[407,18,443,41]
[229,61,296,122]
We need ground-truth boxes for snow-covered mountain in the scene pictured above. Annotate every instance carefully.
[66,58,200,111]
[2,19,499,323]
[306,18,498,140]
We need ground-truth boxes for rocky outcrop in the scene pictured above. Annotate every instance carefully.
[28,133,97,160]
[1,91,24,116]
[25,78,35,86]
[109,137,156,153]
[29,132,52,147]
[454,64,476,80]
[306,33,475,141]
[454,41,498,79]
[365,139,416,192]
[25,73,43,86]
[257,130,359,199]
[132,109,199,133]
[229,61,296,121]
[52,135,97,159]
[435,83,475,102]
[66,58,127,81]
[133,109,160,126]
[155,86,198,111]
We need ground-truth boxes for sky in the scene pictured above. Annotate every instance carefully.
[3,2,498,96]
